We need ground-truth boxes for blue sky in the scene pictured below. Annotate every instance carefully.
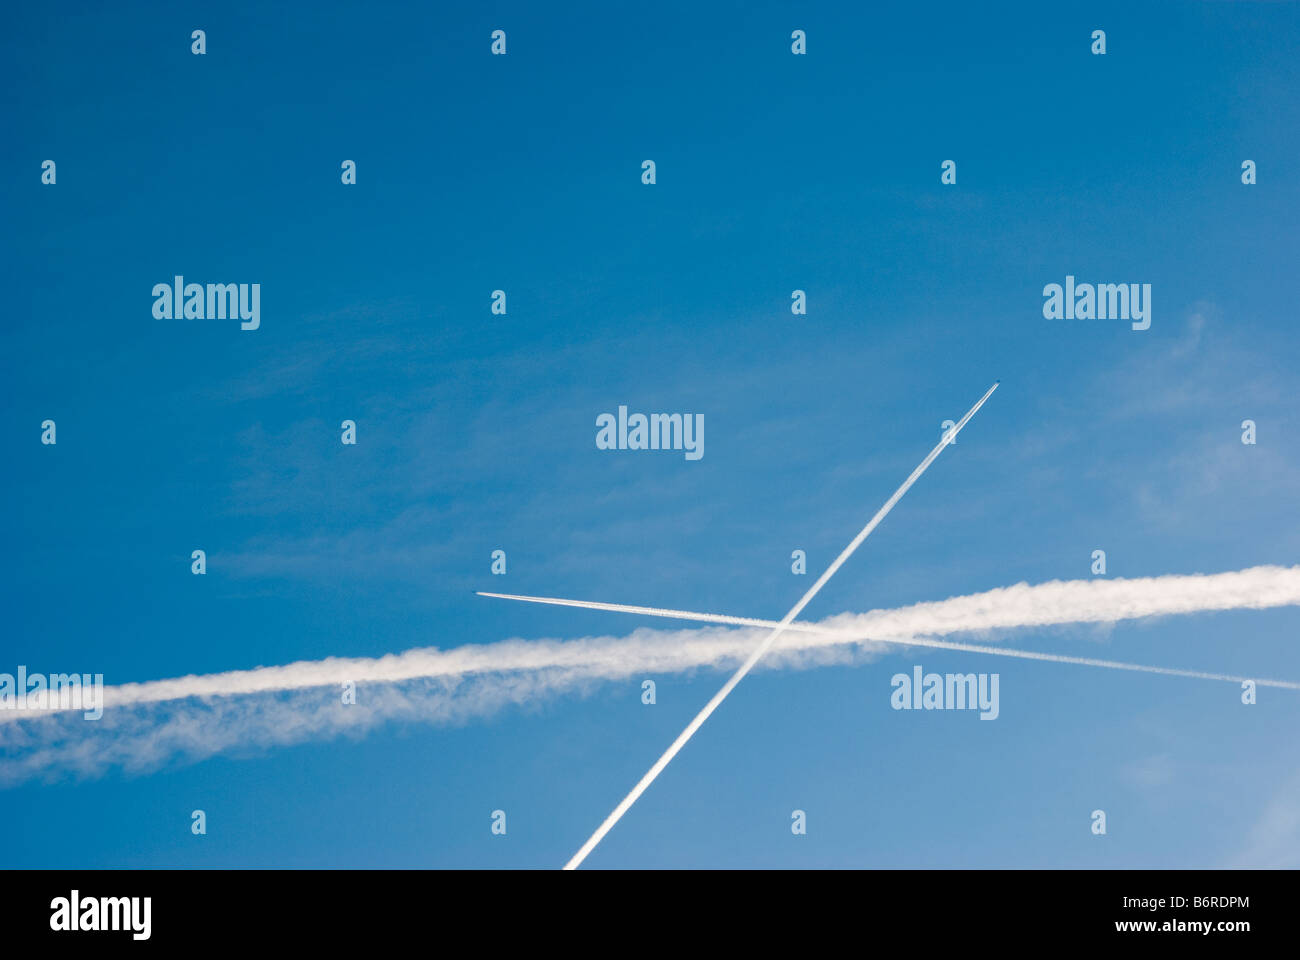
[2,0,1299,867]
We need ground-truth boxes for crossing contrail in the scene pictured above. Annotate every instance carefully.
[477,591,1300,689]
[555,381,1001,870]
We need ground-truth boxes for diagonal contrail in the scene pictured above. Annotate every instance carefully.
[555,382,1000,869]
[477,591,1300,689]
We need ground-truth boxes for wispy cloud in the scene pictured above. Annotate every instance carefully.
[1230,767,1300,868]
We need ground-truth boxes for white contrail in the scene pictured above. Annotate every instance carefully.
[8,563,1299,725]
[558,381,1001,870]
[480,561,1300,657]
[8,562,1298,724]
[5,564,1300,784]
[477,591,1300,689]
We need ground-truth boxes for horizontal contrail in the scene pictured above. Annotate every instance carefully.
[477,590,1300,689]
[7,564,1299,723]
[822,565,1300,637]
[559,382,1001,869]
[487,562,1300,640]
[4,564,1299,785]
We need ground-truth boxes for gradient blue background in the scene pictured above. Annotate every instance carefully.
[2,0,1299,867]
